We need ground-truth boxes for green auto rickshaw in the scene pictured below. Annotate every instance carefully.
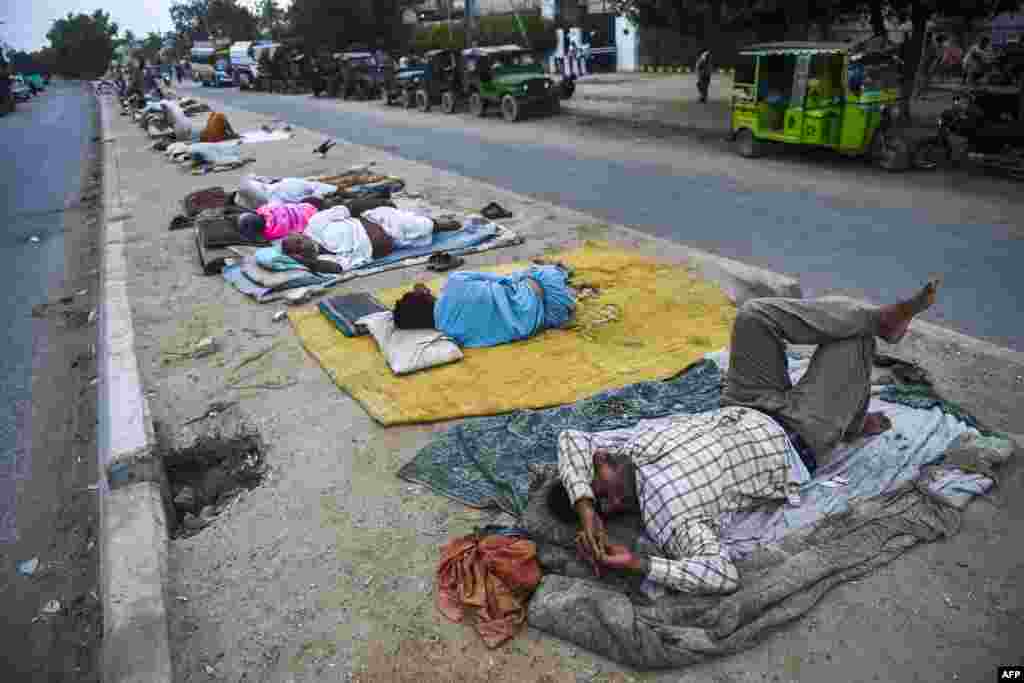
[730,42,915,170]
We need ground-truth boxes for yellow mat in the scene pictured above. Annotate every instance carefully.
[289,242,736,425]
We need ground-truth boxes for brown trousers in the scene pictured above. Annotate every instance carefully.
[721,298,881,462]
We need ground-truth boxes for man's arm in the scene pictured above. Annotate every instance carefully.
[645,520,739,595]
[557,430,608,562]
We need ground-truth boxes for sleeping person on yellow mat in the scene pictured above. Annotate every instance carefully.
[391,264,576,348]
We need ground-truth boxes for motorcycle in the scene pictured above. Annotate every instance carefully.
[929,89,1024,179]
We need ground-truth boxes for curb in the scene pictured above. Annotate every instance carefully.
[96,92,174,683]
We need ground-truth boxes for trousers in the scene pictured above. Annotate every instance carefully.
[721,297,880,463]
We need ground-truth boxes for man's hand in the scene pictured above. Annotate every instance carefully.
[600,544,647,574]
[574,498,608,575]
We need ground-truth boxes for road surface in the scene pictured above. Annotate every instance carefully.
[191,82,1024,350]
[0,80,101,681]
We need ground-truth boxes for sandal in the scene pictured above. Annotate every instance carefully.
[427,252,465,272]
[169,214,193,231]
[480,202,513,220]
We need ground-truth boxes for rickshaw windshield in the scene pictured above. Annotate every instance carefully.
[734,56,756,84]
[851,54,902,94]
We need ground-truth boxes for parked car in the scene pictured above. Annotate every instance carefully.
[407,49,462,112]
[458,45,561,121]
[12,74,33,102]
[382,55,427,106]
[0,77,15,115]
[337,51,389,100]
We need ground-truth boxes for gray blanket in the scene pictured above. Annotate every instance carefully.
[522,458,996,670]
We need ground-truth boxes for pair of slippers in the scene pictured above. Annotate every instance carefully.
[480,202,513,220]
[427,252,464,272]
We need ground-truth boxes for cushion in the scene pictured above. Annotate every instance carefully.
[359,312,463,376]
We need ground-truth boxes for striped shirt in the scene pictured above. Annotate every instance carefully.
[557,406,792,594]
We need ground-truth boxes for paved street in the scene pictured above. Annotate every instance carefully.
[186,82,1024,350]
[0,80,102,680]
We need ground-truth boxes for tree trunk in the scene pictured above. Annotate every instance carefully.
[901,0,930,122]
[869,0,886,38]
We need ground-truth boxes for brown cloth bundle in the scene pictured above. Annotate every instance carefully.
[436,534,541,648]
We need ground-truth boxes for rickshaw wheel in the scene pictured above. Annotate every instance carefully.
[501,94,521,122]
[470,92,486,117]
[871,132,911,172]
[416,89,431,112]
[399,89,414,109]
[735,129,763,158]
[441,91,457,114]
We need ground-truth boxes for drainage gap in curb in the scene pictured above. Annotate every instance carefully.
[164,431,266,538]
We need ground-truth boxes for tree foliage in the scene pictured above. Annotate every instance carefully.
[413,15,556,53]
[287,0,417,53]
[170,0,258,43]
[45,9,119,78]
[256,0,287,40]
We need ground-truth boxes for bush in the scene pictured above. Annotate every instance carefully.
[413,15,555,55]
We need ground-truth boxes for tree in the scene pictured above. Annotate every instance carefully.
[287,0,418,53]
[45,9,120,78]
[141,31,164,63]
[170,0,258,43]
[256,0,286,40]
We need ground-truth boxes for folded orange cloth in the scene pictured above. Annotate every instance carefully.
[436,534,541,648]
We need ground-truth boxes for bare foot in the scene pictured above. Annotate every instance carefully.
[878,278,941,344]
[860,412,893,437]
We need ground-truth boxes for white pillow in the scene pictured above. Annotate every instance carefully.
[358,312,463,376]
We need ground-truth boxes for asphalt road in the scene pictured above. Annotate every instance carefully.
[192,84,1024,350]
[0,81,93,541]
[0,80,102,680]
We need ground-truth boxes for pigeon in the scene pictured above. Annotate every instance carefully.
[313,139,336,157]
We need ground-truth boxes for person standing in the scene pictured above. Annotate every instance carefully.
[941,39,963,82]
[695,49,712,103]
[963,36,994,86]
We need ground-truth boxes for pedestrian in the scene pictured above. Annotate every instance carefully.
[696,49,712,103]
[578,37,590,77]
[941,39,963,82]
[963,36,994,86]
[567,41,578,78]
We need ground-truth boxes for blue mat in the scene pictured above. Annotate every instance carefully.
[353,222,498,269]
[397,360,723,516]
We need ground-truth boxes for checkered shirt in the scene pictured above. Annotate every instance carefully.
[557,406,791,594]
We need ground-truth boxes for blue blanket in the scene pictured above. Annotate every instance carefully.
[397,360,723,515]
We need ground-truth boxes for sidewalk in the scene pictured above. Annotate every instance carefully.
[567,72,955,139]
[99,93,1024,683]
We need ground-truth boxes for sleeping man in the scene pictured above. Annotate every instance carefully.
[391,264,577,348]
[546,283,939,594]
[277,207,461,273]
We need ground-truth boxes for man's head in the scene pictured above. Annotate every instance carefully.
[282,233,319,265]
[393,283,437,329]
[545,449,637,524]
[300,196,325,211]
[590,450,636,516]
[237,212,267,241]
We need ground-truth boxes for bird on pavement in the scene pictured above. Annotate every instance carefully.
[313,139,336,157]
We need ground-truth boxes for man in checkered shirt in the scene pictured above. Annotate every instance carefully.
[554,284,939,594]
